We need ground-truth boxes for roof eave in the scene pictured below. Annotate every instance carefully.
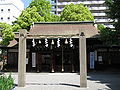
[33,21,94,25]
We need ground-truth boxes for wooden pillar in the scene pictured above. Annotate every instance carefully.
[51,49,54,72]
[36,53,39,72]
[39,52,42,72]
[61,45,64,72]
[36,52,42,72]
[51,53,55,72]
[18,29,27,87]
[71,55,75,72]
[79,31,87,87]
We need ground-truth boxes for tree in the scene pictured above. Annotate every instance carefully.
[51,14,60,22]
[105,0,120,30]
[100,27,117,45]
[29,0,57,22]
[60,3,94,21]
[13,0,60,31]
[97,24,105,31]
[105,0,120,45]
[0,23,15,45]
[13,6,44,31]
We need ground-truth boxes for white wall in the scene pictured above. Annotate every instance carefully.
[0,0,24,24]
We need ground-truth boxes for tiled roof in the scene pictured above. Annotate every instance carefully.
[29,22,99,38]
[7,39,18,47]
[11,22,99,47]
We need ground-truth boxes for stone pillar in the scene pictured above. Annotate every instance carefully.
[79,31,87,87]
[18,29,27,87]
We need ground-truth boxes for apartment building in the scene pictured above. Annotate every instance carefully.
[50,0,114,28]
[0,0,24,25]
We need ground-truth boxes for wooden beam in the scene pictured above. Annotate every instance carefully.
[26,34,79,39]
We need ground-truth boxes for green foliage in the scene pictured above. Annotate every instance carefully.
[100,27,117,45]
[97,24,105,31]
[0,23,15,45]
[29,0,52,13]
[105,0,120,45]
[13,0,60,31]
[51,14,60,22]
[60,3,94,21]
[0,0,60,45]
[12,24,21,32]
[105,0,119,20]
[13,6,44,31]
[105,0,120,31]
[0,74,14,90]
[28,0,53,22]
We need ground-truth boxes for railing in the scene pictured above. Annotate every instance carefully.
[95,19,114,23]
[52,1,105,5]
[89,7,107,10]
[92,13,106,16]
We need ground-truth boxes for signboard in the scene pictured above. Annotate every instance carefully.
[90,52,94,69]
[32,53,36,67]
[26,58,28,64]
[98,56,102,62]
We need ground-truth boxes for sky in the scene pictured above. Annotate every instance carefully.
[22,0,33,8]
[22,0,51,8]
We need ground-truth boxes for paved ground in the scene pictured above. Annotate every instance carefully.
[5,71,120,90]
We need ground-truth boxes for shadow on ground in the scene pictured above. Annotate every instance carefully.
[23,83,80,88]
[88,71,120,90]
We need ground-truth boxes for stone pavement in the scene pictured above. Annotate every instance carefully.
[5,72,120,90]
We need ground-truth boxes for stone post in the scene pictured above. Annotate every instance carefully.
[18,29,27,87]
[79,30,87,87]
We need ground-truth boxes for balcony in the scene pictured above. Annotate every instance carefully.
[92,13,106,16]
[52,1,105,6]
[95,19,114,23]
[89,7,107,11]
[56,8,63,11]
[105,24,114,28]
[84,1,105,5]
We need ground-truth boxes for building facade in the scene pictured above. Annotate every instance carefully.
[6,21,100,72]
[51,0,114,28]
[6,22,111,72]
[0,0,24,25]
[1,21,120,72]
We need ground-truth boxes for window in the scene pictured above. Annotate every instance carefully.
[8,9,10,12]
[1,17,3,20]
[1,9,3,12]
[8,17,10,20]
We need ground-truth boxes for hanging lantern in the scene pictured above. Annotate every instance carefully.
[45,38,48,47]
[69,38,73,47]
[39,40,41,44]
[32,39,36,47]
[51,39,54,45]
[57,38,60,47]
[65,38,68,44]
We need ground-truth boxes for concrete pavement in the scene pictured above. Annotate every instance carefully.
[4,72,120,90]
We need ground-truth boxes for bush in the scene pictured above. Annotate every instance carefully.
[0,73,14,90]
[97,24,105,31]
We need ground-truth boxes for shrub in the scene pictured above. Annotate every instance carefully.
[97,24,105,31]
[0,73,14,90]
